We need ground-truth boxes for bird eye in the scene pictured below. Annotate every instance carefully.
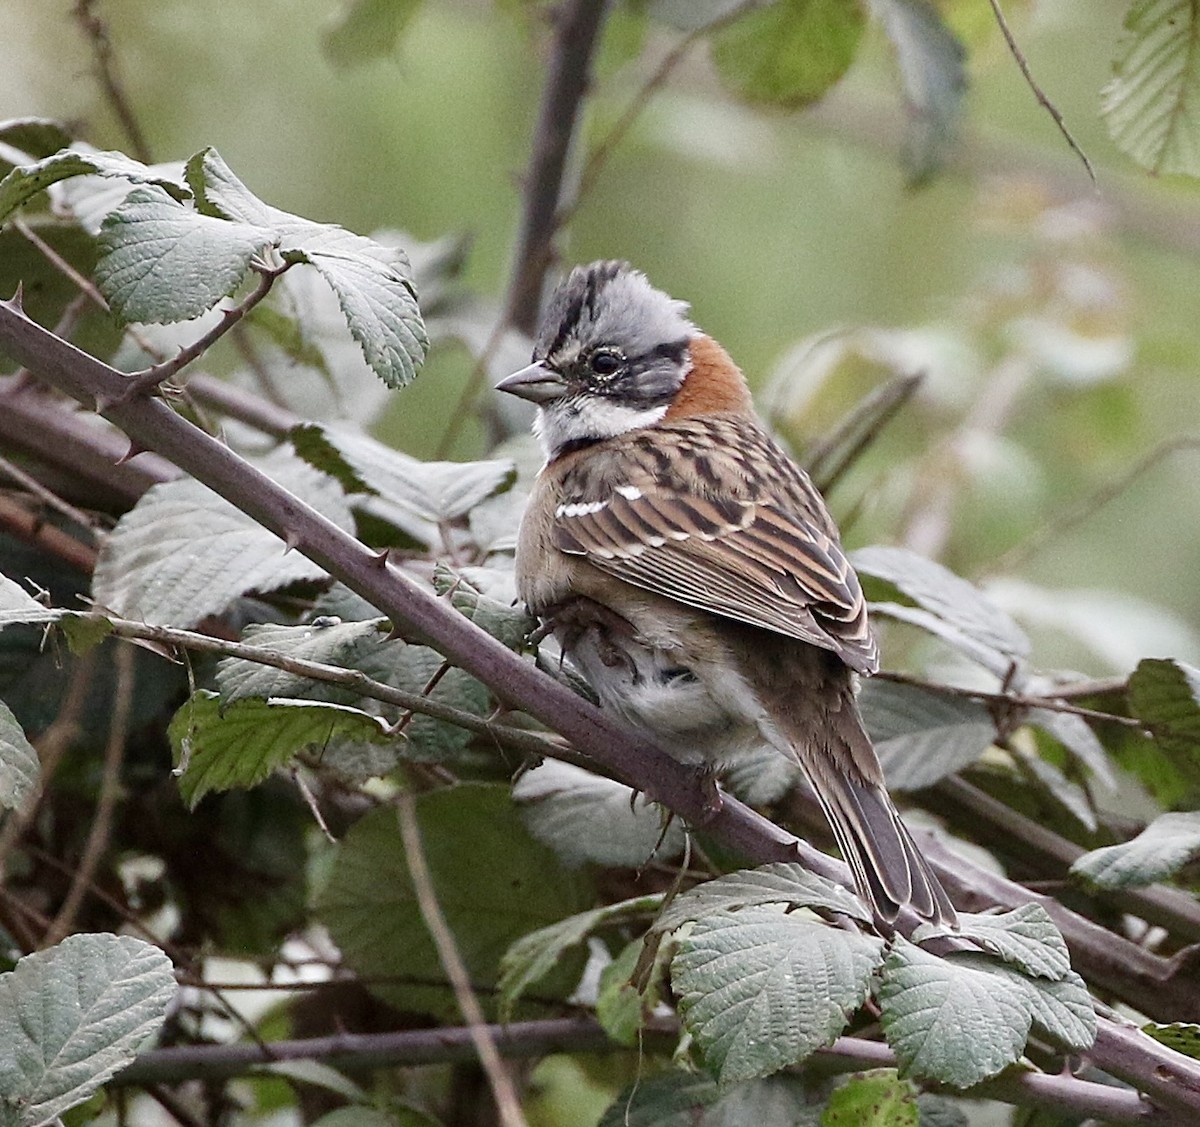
[589,350,623,378]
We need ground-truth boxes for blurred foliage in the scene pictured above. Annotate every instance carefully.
[2,1,1200,1126]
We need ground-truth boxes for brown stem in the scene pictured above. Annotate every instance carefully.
[396,793,529,1127]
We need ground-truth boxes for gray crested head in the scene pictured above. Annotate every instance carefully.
[498,261,698,457]
[534,261,696,379]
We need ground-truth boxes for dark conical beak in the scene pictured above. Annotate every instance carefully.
[496,362,567,404]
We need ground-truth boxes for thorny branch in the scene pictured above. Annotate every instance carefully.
[2,300,1200,1120]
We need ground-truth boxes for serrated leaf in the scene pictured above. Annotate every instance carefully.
[673,906,883,1084]
[596,939,653,1046]
[94,185,275,324]
[878,939,1030,1087]
[0,933,175,1127]
[870,0,966,184]
[1143,1021,1200,1060]
[498,894,661,1019]
[1071,811,1200,889]
[858,680,995,790]
[513,760,686,868]
[711,0,864,108]
[0,572,59,628]
[0,146,189,227]
[852,546,1029,675]
[0,699,39,811]
[823,1069,919,1126]
[316,784,591,1019]
[656,862,871,932]
[1103,0,1200,176]
[92,450,353,629]
[169,690,390,807]
[1011,966,1095,1051]
[916,904,1071,981]
[323,0,423,68]
[215,618,389,706]
[1129,657,1200,756]
[293,424,514,524]
[189,149,427,388]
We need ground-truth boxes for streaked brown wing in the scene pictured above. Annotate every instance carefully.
[554,485,878,674]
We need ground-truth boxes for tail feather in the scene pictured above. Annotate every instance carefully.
[814,773,957,927]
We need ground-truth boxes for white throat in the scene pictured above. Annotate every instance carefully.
[535,397,668,460]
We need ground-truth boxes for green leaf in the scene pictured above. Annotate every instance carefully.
[514,760,686,868]
[292,423,515,523]
[1143,1022,1200,1060]
[0,699,39,811]
[1129,657,1200,756]
[1102,0,1200,176]
[596,939,654,1047]
[323,0,423,68]
[432,564,535,651]
[878,939,1031,1087]
[1071,811,1200,889]
[95,185,276,324]
[858,680,995,790]
[823,1069,919,1126]
[0,572,59,628]
[92,450,354,629]
[916,904,1071,981]
[0,146,189,228]
[316,784,592,1019]
[215,618,390,707]
[0,118,73,161]
[169,690,390,807]
[0,934,175,1127]
[656,862,871,932]
[1011,966,1095,1052]
[58,613,113,656]
[711,0,865,108]
[673,906,883,1084]
[497,895,661,1019]
[852,546,1030,675]
[598,1072,819,1127]
[869,0,966,184]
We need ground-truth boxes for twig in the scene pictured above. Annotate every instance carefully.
[558,0,762,228]
[988,435,1200,577]
[871,669,1143,728]
[43,640,135,946]
[0,492,99,574]
[506,0,611,337]
[92,613,565,763]
[120,261,293,398]
[111,1019,1167,1122]
[438,0,611,454]
[0,650,98,881]
[71,0,153,163]
[395,792,529,1127]
[985,0,1096,188]
[803,372,923,494]
[0,451,101,533]
[934,775,1200,946]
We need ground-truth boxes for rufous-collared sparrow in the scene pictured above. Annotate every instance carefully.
[497,260,956,928]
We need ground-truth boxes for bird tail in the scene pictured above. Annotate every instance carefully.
[793,697,957,928]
